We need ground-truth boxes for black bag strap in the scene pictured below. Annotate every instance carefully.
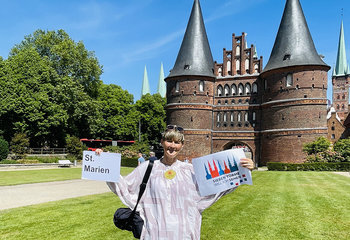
[132,160,154,213]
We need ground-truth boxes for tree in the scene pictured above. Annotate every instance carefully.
[0,29,103,146]
[333,138,350,162]
[10,29,102,98]
[0,137,9,161]
[94,84,139,140]
[303,136,331,155]
[10,133,30,159]
[135,93,166,146]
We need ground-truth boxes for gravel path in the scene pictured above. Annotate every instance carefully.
[0,179,110,211]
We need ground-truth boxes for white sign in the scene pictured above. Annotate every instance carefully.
[192,149,253,196]
[81,151,121,182]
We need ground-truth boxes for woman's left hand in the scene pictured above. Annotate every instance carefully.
[240,158,254,171]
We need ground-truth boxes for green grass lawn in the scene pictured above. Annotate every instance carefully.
[0,171,349,240]
[0,167,135,186]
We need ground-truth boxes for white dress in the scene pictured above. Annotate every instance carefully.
[107,160,234,240]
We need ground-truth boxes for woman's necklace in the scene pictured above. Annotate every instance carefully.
[161,157,177,180]
[164,169,176,180]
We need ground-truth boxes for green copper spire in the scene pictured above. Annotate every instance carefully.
[141,65,150,96]
[335,21,348,76]
[157,62,166,98]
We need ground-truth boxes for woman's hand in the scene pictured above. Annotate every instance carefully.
[95,148,103,155]
[240,158,254,171]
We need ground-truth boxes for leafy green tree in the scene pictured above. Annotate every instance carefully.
[93,84,139,140]
[10,29,102,98]
[303,136,331,155]
[0,29,103,146]
[333,138,350,162]
[135,93,166,146]
[10,133,30,159]
[0,137,9,161]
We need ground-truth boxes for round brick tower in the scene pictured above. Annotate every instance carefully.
[165,0,215,160]
[259,0,330,164]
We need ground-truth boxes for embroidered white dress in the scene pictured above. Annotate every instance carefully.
[107,160,234,240]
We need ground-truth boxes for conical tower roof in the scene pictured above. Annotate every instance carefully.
[157,62,166,97]
[334,21,348,76]
[167,0,215,78]
[262,0,328,74]
[141,65,150,96]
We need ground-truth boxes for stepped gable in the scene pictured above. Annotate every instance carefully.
[167,0,215,78]
[262,0,329,74]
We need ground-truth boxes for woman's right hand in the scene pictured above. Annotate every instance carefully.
[95,148,103,155]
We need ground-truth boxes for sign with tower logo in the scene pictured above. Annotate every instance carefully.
[192,149,252,197]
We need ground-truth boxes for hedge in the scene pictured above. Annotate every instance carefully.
[121,157,138,168]
[267,162,350,171]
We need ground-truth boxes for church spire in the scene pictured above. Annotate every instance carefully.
[262,0,328,73]
[334,20,349,76]
[157,62,166,98]
[141,65,150,96]
[167,0,215,78]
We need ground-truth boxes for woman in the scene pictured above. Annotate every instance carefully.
[105,125,254,239]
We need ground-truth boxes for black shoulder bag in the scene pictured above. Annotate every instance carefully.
[113,160,154,239]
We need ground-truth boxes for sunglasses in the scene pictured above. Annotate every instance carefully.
[166,125,184,132]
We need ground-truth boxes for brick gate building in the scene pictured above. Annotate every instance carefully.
[165,0,330,166]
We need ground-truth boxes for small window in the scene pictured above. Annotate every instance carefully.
[238,112,242,122]
[283,54,291,60]
[184,64,190,69]
[286,73,293,87]
[199,81,204,92]
[252,83,258,93]
[331,126,335,131]
[175,81,180,92]
[252,112,256,121]
[217,85,223,96]
[224,85,230,96]
[331,134,335,139]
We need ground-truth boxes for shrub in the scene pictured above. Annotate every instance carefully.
[0,137,9,161]
[303,136,331,155]
[333,138,350,162]
[66,135,84,160]
[267,162,350,171]
[10,133,30,159]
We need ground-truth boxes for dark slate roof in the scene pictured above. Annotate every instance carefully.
[167,0,215,78]
[262,0,329,74]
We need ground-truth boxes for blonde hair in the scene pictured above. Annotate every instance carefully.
[161,130,185,144]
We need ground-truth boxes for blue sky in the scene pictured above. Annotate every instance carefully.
[0,0,349,101]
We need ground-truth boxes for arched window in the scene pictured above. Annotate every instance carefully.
[254,64,259,73]
[231,84,237,95]
[236,60,240,71]
[337,95,340,99]
[342,104,345,109]
[224,84,230,96]
[236,46,240,56]
[231,112,234,122]
[223,112,227,122]
[199,80,204,92]
[343,94,346,99]
[245,83,251,95]
[227,61,231,73]
[252,83,258,93]
[286,73,293,87]
[245,59,249,73]
[218,67,222,77]
[217,112,221,123]
[238,83,244,95]
[252,112,256,121]
[175,81,180,92]
[217,85,223,96]
[337,104,340,110]
[238,112,242,122]
[244,112,249,122]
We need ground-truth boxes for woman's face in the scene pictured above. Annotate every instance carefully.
[161,138,183,160]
